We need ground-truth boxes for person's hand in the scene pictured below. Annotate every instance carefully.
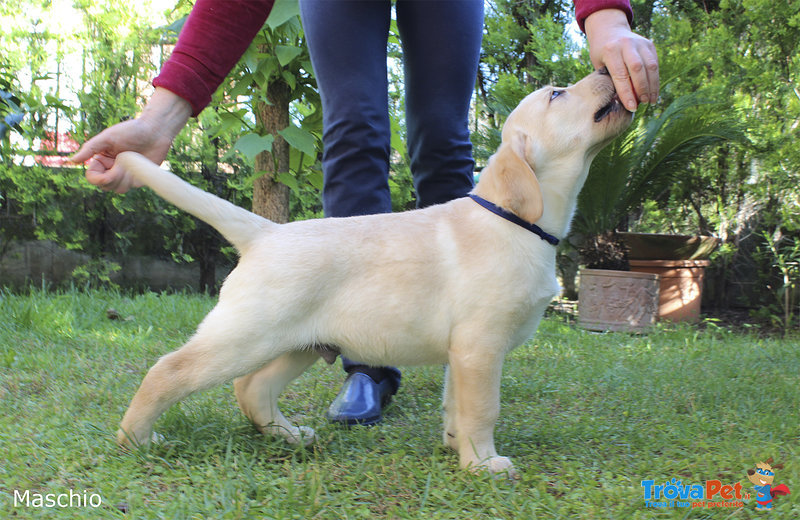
[71,118,171,193]
[70,88,192,193]
[584,9,659,112]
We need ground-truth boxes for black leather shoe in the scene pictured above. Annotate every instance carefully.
[327,372,395,426]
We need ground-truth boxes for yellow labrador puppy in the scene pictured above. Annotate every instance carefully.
[113,70,632,477]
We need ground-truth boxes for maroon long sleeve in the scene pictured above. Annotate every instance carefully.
[153,0,631,117]
[575,0,633,32]
[153,0,275,116]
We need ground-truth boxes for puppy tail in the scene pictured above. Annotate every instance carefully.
[116,151,272,252]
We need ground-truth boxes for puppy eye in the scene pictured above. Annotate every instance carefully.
[550,90,565,101]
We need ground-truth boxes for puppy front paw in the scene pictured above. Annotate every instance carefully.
[484,456,519,479]
[465,456,519,480]
[263,423,316,447]
[116,429,163,449]
[291,426,316,447]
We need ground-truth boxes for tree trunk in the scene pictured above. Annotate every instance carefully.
[509,4,539,86]
[193,141,225,295]
[253,77,291,223]
[195,221,219,296]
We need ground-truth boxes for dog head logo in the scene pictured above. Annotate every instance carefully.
[746,458,790,510]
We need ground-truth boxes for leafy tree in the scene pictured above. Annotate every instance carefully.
[211,0,322,223]
[641,0,799,321]
[217,0,418,221]
[0,0,241,291]
[475,1,592,162]
[1,1,89,252]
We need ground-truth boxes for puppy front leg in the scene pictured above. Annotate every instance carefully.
[447,347,518,478]
[442,365,458,451]
[234,350,319,446]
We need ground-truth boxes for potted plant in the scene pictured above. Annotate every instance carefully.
[618,232,719,322]
[577,231,661,332]
[572,91,744,331]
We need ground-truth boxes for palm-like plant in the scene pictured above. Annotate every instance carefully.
[572,92,746,268]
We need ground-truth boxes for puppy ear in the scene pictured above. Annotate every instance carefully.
[474,134,543,223]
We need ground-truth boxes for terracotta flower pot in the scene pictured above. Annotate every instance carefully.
[617,233,717,323]
[629,260,710,323]
[578,268,661,332]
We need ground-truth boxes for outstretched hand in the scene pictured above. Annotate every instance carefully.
[70,88,192,194]
[584,9,659,112]
[70,119,173,193]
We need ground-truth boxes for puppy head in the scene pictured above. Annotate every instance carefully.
[475,70,633,224]
[506,69,634,166]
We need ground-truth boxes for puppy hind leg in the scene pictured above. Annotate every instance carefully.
[234,350,320,446]
[118,331,280,448]
[118,338,201,447]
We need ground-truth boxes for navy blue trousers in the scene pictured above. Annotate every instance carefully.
[299,0,484,389]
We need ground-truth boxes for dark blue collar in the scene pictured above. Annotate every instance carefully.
[468,194,560,246]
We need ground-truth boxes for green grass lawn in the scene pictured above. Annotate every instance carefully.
[1,289,798,519]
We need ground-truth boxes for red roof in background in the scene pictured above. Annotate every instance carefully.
[34,131,80,167]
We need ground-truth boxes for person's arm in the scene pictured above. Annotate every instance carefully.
[574,0,659,112]
[154,0,275,116]
[72,0,275,192]
[575,0,632,33]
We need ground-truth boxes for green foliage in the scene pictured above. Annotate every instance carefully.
[0,0,179,258]
[0,69,26,143]
[70,258,121,290]
[1,1,246,292]
[627,0,799,327]
[233,133,274,162]
[752,232,800,331]
[1,164,93,249]
[481,0,585,89]
[214,1,416,217]
[575,90,747,238]
[651,0,800,236]
[475,1,592,164]
[72,4,159,138]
